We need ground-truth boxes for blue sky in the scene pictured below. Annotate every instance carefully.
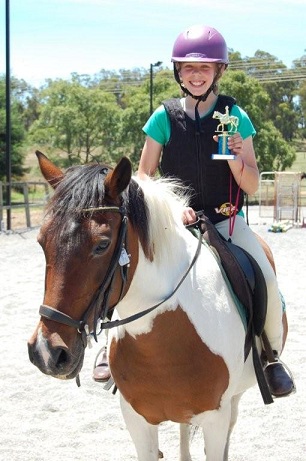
[0,0,305,87]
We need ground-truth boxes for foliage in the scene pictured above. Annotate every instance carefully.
[254,121,296,172]
[119,70,179,167]
[0,76,27,180]
[220,70,296,172]
[229,51,301,141]
[298,57,306,138]
[294,52,306,138]
[29,79,122,166]
[2,48,306,180]
[220,70,269,127]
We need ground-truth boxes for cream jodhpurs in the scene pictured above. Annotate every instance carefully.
[216,215,283,353]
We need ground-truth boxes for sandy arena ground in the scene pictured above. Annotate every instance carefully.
[0,207,305,461]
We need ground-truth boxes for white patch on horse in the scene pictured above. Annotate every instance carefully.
[37,328,52,368]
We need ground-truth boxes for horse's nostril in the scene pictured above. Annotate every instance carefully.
[27,343,35,364]
[54,347,70,368]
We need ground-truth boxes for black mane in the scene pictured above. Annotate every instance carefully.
[46,164,108,219]
[45,163,150,252]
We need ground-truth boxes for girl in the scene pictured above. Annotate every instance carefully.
[137,24,294,397]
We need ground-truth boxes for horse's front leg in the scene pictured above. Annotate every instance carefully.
[196,402,232,461]
[224,393,243,461]
[120,395,159,461]
[179,423,192,461]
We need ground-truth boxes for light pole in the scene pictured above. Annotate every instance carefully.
[5,0,11,230]
[149,61,162,115]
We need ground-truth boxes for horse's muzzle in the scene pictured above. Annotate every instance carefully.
[27,329,85,380]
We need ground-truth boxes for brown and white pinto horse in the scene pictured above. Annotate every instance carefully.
[28,152,286,461]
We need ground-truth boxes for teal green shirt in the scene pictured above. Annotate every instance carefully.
[143,98,256,145]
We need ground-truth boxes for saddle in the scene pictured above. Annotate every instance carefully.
[196,214,267,360]
[195,214,274,404]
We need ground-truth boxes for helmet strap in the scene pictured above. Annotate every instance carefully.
[173,63,223,133]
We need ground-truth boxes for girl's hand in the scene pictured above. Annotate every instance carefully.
[182,207,197,225]
[227,133,243,155]
[213,133,243,155]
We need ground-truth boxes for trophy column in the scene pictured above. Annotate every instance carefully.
[212,131,236,160]
[211,106,239,160]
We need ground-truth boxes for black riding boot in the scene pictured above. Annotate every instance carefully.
[264,352,295,397]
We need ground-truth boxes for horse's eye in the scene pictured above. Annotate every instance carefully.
[94,238,110,254]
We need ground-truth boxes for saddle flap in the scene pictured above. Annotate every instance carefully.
[198,214,267,339]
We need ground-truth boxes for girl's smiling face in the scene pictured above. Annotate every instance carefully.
[179,62,217,96]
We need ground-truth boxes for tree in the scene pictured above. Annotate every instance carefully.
[29,79,122,166]
[118,70,179,166]
[255,121,296,171]
[229,51,300,141]
[299,80,306,138]
[26,54,301,174]
[220,70,296,172]
[0,76,27,180]
[295,54,306,138]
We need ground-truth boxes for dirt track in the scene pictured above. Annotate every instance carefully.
[0,210,305,461]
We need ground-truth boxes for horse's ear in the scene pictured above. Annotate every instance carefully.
[104,157,132,200]
[36,150,64,189]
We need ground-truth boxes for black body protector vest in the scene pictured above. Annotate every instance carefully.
[160,95,244,224]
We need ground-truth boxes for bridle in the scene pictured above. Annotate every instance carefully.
[39,205,203,351]
[39,205,128,348]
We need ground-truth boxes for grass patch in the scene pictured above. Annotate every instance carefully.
[287,150,306,174]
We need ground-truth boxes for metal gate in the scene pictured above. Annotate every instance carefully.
[258,171,302,224]
[274,172,301,223]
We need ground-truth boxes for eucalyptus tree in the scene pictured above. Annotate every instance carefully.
[220,69,296,172]
[229,51,299,141]
[29,79,122,166]
[118,70,180,166]
[0,76,27,180]
[295,54,306,138]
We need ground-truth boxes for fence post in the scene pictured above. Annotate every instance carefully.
[43,182,49,201]
[0,181,3,229]
[23,182,31,228]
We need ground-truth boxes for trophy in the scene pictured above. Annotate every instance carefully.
[211,106,239,160]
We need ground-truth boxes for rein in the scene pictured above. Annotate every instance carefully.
[39,206,203,347]
[99,224,203,330]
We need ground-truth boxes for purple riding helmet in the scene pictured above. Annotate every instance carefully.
[171,25,228,100]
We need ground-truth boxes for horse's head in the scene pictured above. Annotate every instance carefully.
[28,151,140,380]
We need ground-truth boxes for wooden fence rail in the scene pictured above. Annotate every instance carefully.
[0,181,49,231]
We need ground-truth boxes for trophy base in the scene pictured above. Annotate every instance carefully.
[211,154,236,160]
